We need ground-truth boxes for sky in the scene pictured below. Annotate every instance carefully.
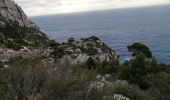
[14,0,170,16]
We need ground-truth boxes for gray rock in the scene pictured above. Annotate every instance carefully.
[53,38,118,65]
[0,0,33,27]
[114,94,130,100]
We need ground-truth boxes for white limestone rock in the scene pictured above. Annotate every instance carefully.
[114,94,130,100]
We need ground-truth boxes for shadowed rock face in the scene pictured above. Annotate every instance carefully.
[0,0,32,27]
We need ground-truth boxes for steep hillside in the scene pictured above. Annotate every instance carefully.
[0,17,49,49]
[0,0,49,50]
[0,0,32,27]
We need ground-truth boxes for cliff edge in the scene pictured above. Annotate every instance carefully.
[0,0,32,27]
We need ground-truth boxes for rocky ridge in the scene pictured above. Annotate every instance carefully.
[0,0,32,27]
[42,37,118,65]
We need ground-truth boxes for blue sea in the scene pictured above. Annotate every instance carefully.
[31,5,170,64]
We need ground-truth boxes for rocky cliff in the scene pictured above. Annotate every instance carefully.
[0,0,32,27]
[0,0,49,50]
[0,0,118,66]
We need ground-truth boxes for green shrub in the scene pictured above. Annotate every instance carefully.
[86,48,98,55]
[81,36,100,42]
[68,37,75,43]
[119,53,149,89]
[99,60,118,75]
[0,61,3,68]
[5,40,22,50]
[88,36,100,41]
[127,43,152,58]
[48,39,60,47]
[113,81,153,100]
[148,58,161,73]
[85,57,97,70]
[51,47,65,58]
[145,72,170,100]
[119,43,163,89]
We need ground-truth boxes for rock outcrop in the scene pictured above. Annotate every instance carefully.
[42,36,118,65]
[0,0,49,51]
[0,0,32,27]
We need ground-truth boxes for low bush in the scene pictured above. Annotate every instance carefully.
[145,72,170,100]
[0,61,3,68]
[99,60,118,75]
[85,57,97,69]
[112,80,153,100]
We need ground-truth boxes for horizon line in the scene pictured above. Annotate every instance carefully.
[28,4,170,17]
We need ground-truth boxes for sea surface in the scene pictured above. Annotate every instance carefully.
[31,5,170,64]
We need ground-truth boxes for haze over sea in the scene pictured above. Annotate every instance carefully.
[31,5,170,64]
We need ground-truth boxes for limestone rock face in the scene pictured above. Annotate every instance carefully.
[0,0,32,27]
[45,37,119,65]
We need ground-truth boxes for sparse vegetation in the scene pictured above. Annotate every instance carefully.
[0,17,49,50]
[0,40,170,100]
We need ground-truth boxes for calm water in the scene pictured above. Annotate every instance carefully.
[31,5,170,64]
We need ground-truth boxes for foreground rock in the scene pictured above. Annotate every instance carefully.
[114,94,130,100]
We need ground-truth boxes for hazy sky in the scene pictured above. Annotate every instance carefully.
[14,0,170,16]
